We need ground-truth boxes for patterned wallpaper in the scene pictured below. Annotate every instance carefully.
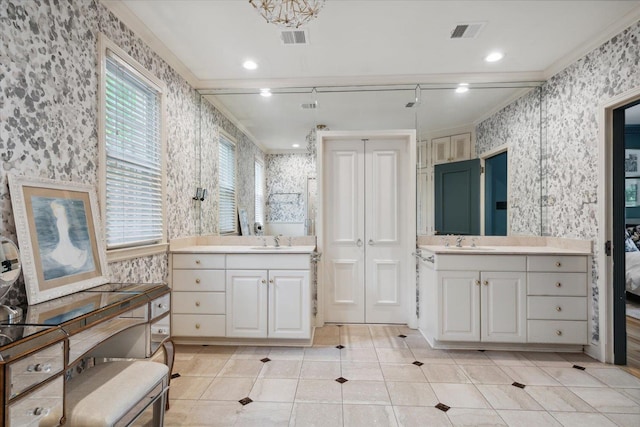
[0,0,262,305]
[266,153,316,223]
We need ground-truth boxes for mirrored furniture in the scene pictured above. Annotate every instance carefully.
[0,282,171,426]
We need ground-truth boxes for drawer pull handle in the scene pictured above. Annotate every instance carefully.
[195,323,201,329]
[556,330,562,336]
[556,306,562,312]
[475,280,480,286]
[27,363,52,373]
[195,278,201,284]
[556,261,562,267]
[157,303,168,309]
[483,280,489,286]
[31,407,50,417]
[556,282,562,288]
[195,259,201,264]
[195,301,201,307]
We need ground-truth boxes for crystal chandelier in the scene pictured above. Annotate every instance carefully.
[249,0,326,28]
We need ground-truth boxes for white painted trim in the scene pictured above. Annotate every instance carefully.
[544,5,640,80]
[98,33,168,257]
[599,85,640,363]
[479,144,509,236]
[107,243,169,263]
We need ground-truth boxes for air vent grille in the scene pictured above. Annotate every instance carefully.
[280,29,308,45]
[450,22,485,39]
[301,102,317,109]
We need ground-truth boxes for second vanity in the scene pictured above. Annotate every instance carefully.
[170,238,316,345]
[418,237,592,351]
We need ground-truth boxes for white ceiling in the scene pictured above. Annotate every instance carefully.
[105,0,640,151]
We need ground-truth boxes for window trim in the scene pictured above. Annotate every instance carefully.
[98,33,168,262]
[218,130,238,235]
[254,157,265,226]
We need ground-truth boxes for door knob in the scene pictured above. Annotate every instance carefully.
[368,239,375,245]
[357,239,363,247]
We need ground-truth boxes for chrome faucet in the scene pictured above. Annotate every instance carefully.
[455,235,465,248]
[274,235,281,247]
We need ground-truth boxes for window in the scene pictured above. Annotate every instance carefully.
[255,159,265,226]
[99,35,166,258]
[219,133,237,234]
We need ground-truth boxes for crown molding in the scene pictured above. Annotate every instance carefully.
[544,5,640,79]
[472,87,538,126]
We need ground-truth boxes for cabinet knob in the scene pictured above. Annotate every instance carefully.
[483,280,489,286]
[555,282,562,288]
[195,259,201,264]
[475,280,480,286]
[261,279,266,284]
[556,306,562,312]
[27,363,51,373]
[31,407,49,417]
[195,323,201,329]
[556,330,562,336]
[555,261,562,267]
[269,279,274,284]
[158,303,168,309]
[195,301,201,307]
[195,278,201,284]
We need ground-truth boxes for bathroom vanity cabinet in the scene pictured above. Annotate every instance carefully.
[419,247,590,350]
[170,247,315,344]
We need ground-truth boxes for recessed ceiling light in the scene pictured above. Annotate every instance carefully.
[485,52,504,63]
[292,144,300,148]
[243,60,258,70]
[260,88,272,97]
[455,86,469,94]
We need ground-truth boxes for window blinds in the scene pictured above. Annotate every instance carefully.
[104,53,163,249]
[219,135,237,234]
[255,160,264,225]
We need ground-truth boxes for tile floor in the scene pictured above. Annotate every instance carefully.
[164,325,640,426]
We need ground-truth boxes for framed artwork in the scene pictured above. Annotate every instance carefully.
[625,149,640,177]
[627,179,640,207]
[8,174,108,304]
[239,207,250,236]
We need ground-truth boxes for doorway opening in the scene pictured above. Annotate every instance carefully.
[484,151,508,236]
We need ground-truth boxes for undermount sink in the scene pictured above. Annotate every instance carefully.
[447,246,495,251]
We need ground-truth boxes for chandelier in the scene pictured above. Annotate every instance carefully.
[249,0,326,28]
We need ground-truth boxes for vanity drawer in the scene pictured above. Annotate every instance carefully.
[527,320,587,344]
[150,293,171,319]
[7,341,65,400]
[172,269,225,292]
[527,273,587,296]
[7,375,63,427]
[173,254,225,269]
[527,256,588,272]
[173,292,225,315]
[527,296,587,320]
[226,254,310,270]
[172,314,225,337]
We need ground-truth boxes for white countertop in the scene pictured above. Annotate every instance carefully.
[419,245,591,256]
[171,245,316,254]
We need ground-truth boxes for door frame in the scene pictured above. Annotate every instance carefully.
[599,85,640,363]
[316,129,417,328]
[479,144,508,236]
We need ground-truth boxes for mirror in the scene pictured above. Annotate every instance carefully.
[197,82,543,236]
[0,237,23,322]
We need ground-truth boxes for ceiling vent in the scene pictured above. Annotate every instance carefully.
[450,22,485,39]
[301,101,317,109]
[280,29,309,45]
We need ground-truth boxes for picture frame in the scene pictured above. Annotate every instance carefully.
[625,149,640,177]
[8,174,108,304]
[238,207,250,236]
[627,178,640,207]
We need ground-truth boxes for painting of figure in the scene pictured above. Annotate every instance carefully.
[31,197,96,281]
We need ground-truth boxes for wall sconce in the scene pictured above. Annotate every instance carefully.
[193,187,207,201]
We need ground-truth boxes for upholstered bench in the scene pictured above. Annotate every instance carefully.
[66,360,169,427]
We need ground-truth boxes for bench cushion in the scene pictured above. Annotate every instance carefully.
[66,360,168,427]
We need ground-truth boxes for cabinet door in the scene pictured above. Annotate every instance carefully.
[480,271,527,343]
[437,271,480,341]
[226,270,268,338]
[432,136,451,165]
[450,133,471,162]
[268,270,310,339]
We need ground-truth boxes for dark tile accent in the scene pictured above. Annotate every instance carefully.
[435,403,450,412]
[572,365,586,370]
[260,358,271,363]
[398,334,407,338]
[238,397,253,406]
[337,325,343,327]
[412,361,424,367]
[171,373,181,379]
[336,345,345,349]
[335,377,348,384]
[477,349,486,352]
[512,382,526,389]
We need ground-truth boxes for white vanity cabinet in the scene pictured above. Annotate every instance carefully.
[171,254,226,337]
[226,254,311,339]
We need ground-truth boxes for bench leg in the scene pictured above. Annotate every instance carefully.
[160,338,175,411]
